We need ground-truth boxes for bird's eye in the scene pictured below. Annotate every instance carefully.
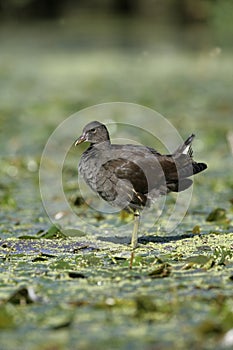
[91,128,96,134]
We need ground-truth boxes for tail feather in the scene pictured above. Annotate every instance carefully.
[173,134,207,178]
[177,161,207,179]
[192,161,207,175]
[174,134,195,157]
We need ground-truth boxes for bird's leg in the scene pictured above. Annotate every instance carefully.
[131,209,140,249]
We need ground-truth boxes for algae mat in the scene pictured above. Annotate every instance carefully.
[1,18,233,350]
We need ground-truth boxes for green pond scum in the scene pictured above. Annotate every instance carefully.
[1,14,233,350]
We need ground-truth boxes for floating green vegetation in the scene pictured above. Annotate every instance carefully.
[0,17,233,350]
[206,208,228,223]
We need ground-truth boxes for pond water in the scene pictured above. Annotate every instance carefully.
[0,16,233,350]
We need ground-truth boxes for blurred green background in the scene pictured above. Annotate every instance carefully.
[0,1,233,349]
[0,1,232,191]
[1,0,232,224]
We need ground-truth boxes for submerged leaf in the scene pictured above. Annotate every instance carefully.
[185,255,215,270]
[206,208,227,222]
[68,272,86,279]
[148,263,172,278]
[192,225,201,234]
[73,196,85,206]
[51,318,73,330]
[39,225,67,239]
[197,319,223,335]
[186,255,210,265]
[135,295,157,315]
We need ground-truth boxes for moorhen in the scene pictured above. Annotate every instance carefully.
[75,121,207,248]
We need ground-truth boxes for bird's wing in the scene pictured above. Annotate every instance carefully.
[94,139,207,207]
[96,158,150,208]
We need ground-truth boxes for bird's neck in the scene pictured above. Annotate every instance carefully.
[89,140,111,151]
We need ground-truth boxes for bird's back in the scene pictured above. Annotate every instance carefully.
[78,137,207,210]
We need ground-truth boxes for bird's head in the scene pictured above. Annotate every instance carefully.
[75,121,110,146]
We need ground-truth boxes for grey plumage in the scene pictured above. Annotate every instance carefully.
[75,121,207,247]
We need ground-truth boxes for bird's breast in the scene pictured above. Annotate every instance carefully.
[78,148,108,191]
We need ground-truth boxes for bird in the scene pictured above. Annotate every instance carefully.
[75,121,207,249]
